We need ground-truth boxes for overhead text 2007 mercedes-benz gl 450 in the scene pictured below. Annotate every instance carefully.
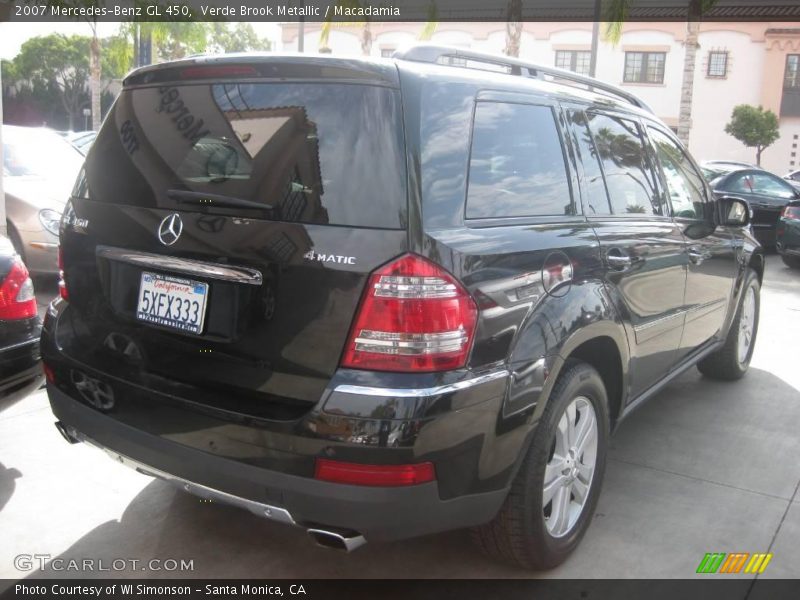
[43,47,763,569]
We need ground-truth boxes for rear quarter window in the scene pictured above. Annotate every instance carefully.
[465,102,575,219]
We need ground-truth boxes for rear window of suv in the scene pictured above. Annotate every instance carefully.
[84,82,407,229]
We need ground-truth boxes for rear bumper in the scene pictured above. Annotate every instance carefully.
[48,384,508,542]
[0,334,43,400]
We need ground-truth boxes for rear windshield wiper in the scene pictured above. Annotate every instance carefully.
[167,189,273,211]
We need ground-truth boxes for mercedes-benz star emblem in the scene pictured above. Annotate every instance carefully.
[158,213,183,246]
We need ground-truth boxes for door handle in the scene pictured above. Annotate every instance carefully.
[605,248,638,271]
[688,247,711,265]
[606,255,633,269]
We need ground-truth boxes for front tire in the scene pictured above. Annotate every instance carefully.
[697,268,760,380]
[782,254,800,270]
[471,361,609,570]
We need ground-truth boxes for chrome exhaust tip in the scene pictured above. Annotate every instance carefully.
[54,421,80,444]
[307,528,367,552]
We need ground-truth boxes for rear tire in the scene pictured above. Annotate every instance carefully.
[471,361,609,570]
[782,254,800,269]
[697,269,760,381]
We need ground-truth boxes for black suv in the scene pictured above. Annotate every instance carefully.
[43,46,763,569]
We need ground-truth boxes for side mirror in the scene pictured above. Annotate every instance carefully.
[716,195,750,227]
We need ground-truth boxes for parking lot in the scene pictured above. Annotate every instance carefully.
[0,254,798,582]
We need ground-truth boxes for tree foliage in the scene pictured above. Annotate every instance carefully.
[724,104,780,165]
[11,33,91,129]
[2,24,272,129]
[208,23,272,53]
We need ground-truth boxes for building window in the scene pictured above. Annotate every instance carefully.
[623,51,666,84]
[555,50,591,76]
[782,55,800,117]
[785,55,800,89]
[380,48,396,58]
[707,51,728,77]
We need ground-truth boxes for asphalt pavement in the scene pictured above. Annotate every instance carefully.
[1,255,798,584]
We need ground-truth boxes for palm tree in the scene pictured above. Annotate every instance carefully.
[605,0,718,147]
[418,1,439,42]
[504,0,523,57]
[88,22,101,131]
[319,1,373,55]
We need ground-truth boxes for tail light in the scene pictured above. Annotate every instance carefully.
[57,246,68,301]
[341,254,477,372]
[780,205,800,220]
[0,258,37,320]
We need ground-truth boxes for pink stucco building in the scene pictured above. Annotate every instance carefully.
[281,21,800,174]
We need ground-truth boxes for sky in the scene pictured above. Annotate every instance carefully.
[0,22,281,60]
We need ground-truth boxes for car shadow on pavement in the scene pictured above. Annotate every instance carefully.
[13,367,800,581]
[0,462,22,513]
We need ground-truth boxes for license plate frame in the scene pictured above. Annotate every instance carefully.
[135,272,209,335]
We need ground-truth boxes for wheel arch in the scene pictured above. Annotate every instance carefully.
[525,319,630,433]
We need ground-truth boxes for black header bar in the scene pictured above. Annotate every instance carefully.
[2,0,800,23]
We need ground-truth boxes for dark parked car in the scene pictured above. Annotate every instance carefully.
[776,201,800,269]
[43,46,763,570]
[0,236,43,402]
[700,160,761,182]
[710,168,800,246]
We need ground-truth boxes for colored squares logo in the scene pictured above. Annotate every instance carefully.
[696,552,773,574]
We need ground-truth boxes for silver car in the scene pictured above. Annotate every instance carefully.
[3,126,84,275]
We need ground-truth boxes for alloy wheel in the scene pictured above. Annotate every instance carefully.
[738,286,756,365]
[542,396,598,538]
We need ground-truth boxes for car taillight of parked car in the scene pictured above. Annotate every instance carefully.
[340,254,478,373]
[780,205,800,220]
[57,246,68,301]
[0,258,37,320]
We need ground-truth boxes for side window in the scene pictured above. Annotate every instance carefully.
[724,173,754,194]
[585,112,662,216]
[750,173,797,199]
[648,127,707,220]
[466,102,574,219]
[567,110,612,215]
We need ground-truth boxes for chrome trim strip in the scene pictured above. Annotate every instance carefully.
[334,368,509,398]
[73,429,294,525]
[632,310,686,333]
[0,338,39,354]
[96,245,263,286]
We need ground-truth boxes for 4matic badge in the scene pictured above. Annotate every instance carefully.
[303,250,356,265]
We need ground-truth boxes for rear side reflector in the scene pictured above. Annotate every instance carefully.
[57,246,68,301]
[0,258,37,320]
[341,254,477,372]
[314,459,435,487]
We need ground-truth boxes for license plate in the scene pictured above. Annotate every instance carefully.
[136,272,208,335]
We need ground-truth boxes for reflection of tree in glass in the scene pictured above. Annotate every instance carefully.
[591,126,643,170]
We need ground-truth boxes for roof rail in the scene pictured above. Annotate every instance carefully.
[392,44,653,114]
